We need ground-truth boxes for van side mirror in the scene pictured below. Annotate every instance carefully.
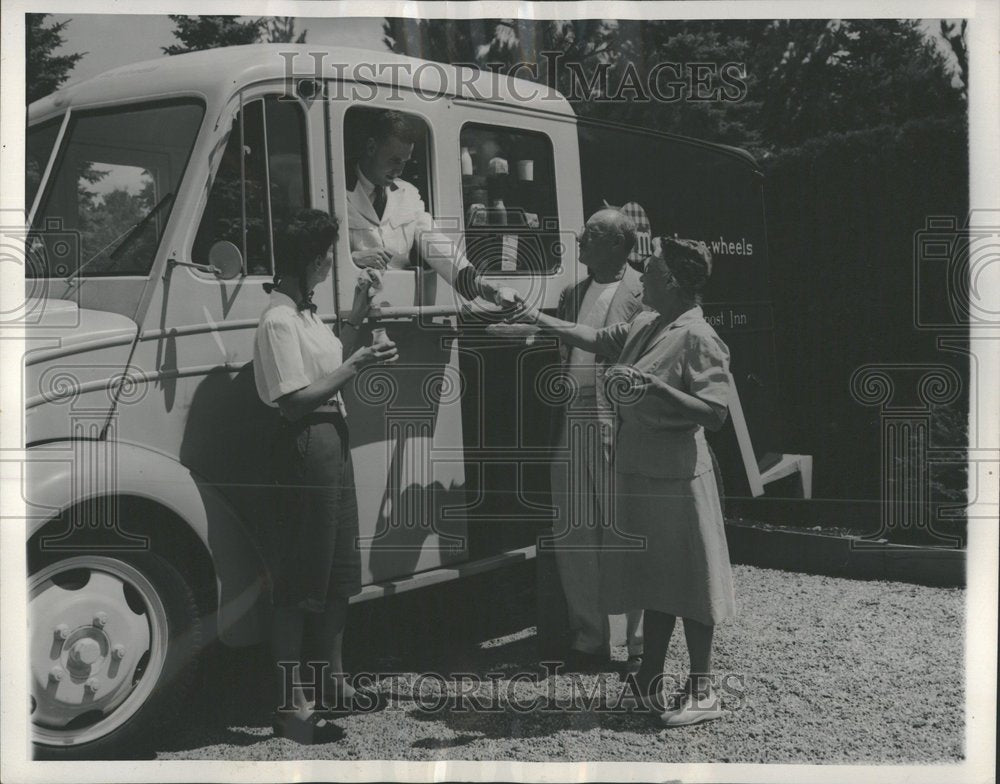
[208,241,244,280]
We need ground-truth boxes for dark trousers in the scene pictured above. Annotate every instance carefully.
[273,412,362,611]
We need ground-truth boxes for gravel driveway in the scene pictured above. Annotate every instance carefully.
[155,563,964,763]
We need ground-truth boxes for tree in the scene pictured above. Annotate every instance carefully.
[599,20,765,149]
[267,17,307,44]
[384,17,622,80]
[382,18,755,145]
[26,14,85,103]
[940,19,968,97]
[381,17,964,156]
[753,19,964,150]
[383,17,514,67]
[162,15,266,55]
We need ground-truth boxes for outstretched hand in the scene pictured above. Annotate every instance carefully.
[503,303,538,324]
[357,267,383,294]
[496,290,539,324]
[493,286,523,310]
[353,248,393,270]
[351,268,383,315]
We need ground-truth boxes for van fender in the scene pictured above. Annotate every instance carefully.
[26,440,266,646]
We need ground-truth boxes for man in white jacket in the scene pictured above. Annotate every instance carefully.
[347,109,514,306]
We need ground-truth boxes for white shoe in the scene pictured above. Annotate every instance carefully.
[658,688,723,727]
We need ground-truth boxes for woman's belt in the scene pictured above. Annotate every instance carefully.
[281,409,346,426]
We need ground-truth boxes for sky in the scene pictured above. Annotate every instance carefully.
[51,15,387,87]
[47,15,388,198]
[50,14,962,89]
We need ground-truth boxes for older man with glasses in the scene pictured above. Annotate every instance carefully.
[544,207,647,674]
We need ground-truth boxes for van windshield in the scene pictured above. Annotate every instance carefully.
[27,99,204,279]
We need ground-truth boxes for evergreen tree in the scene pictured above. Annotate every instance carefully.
[940,19,968,97]
[267,17,307,44]
[382,17,964,156]
[26,14,85,103]
[162,15,266,55]
[598,20,764,149]
[753,20,964,150]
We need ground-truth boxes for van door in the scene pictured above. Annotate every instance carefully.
[121,89,329,546]
[328,89,471,581]
[444,104,586,555]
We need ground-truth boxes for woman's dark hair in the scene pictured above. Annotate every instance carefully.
[658,236,713,301]
[265,209,339,299]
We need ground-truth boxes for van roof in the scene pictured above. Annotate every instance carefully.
[28,43,575,122]
[28,43,760,170]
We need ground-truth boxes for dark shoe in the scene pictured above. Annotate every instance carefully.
[623,654,643,675]
[563,649,611,674]
[271,710,345,744]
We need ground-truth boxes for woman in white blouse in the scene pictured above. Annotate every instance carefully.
[253,209,396,743]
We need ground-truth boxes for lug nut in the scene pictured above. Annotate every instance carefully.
[49,666,65,682]
[55,624,70,640]
[112,645,126,660]
[84,678,99,693]
[92,612,108,628]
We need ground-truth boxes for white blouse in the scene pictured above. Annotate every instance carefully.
[253,291,346,415]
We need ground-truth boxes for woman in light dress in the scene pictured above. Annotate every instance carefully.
[512,236,735,726]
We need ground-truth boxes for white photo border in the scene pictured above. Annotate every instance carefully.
[2,1,996,782]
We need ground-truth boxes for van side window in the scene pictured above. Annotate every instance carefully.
[460,124,560,274]
[193,96,308,275]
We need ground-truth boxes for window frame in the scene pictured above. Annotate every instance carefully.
[27,97,206,280]
[341,103,437,270]
[192,92,312,279]
[25,116,64,219]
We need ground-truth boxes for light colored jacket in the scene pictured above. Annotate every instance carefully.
[594,306,731,478]
[346,174,433,269]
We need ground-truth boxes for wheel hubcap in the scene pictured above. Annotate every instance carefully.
[30,557,168,748]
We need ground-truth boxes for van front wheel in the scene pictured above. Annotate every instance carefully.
[29,552,201,758]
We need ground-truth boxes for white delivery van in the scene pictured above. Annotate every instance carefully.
[20,44,808,755]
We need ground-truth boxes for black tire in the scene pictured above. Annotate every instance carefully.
[29,551,202,759]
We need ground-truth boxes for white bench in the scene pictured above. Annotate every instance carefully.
[728,375,813,499]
